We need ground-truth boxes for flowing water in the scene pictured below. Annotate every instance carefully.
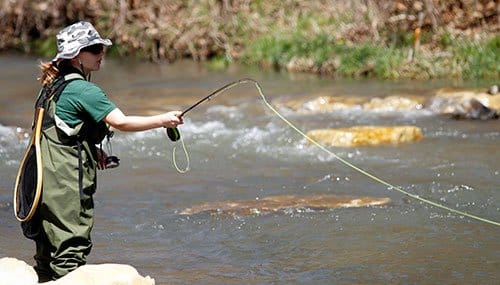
[0,54,498,284]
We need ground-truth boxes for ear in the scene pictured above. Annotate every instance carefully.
[70,57,80,66]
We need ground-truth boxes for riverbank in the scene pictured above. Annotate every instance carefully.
[0,0,498,79]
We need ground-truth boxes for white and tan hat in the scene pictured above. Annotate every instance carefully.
[52,21,112,62]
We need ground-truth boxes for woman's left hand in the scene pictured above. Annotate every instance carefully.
[97,148,108,170]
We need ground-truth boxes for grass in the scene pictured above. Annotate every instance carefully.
[240,31,500,80]
[455,36,499,79]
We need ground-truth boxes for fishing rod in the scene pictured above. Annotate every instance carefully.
[166,78,255,141]
[164,78,499,227]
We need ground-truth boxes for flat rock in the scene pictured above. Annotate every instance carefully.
[46,264,155,285]
[274,95,361,113]
[276,95,425,113]
[362,95,425,111]
[179,194,391,215]
[306,126,423,147]
[0,257,155,285]
[0,257,37,285]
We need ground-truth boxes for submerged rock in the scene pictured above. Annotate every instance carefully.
[427,88,500,120]
[276,95,425,113]
[179,194,391,215]
[362,95,425,111]
[306,126,423,147]
[301,96,364,112]
[0,257,155,285]
[276,95,364,113]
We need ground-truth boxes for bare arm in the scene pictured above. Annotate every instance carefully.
[103,108,183,132]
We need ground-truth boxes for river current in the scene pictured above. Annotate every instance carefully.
[0,54,498,284]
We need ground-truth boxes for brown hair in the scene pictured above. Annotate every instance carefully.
[38,61,59,86]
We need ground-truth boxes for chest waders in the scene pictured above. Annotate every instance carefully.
[14,73,110,281]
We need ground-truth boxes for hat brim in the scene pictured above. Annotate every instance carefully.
[52,38,112,62]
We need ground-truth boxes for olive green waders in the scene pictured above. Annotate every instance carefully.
[16,73,108,281]
[34,122,98,281]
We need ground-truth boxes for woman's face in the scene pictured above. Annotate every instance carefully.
[73,44,105,74]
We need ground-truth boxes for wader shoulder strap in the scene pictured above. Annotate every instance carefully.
[77,141,84,201]
[39,73,88,201]
[36,73,85,108]
[36,73,85,130]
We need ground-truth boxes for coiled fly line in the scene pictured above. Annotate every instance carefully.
[168,78,499,227]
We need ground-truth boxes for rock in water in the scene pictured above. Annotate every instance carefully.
[46,264,155,285]
[487,85,498,95]
[306,126,423,147]
[428,88,500,120]
[0,257,37,285]
[451,98,499,120]
[362,96,424,111]
[274,95,425,113]
[0,257,155,285]
[179,194,391,215]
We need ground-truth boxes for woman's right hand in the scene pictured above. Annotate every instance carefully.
[161,111,184,128]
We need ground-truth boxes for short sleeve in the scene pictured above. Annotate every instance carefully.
[77,83,117,123]
[56,80,117,126]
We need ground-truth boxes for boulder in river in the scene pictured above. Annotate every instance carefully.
[306,126,423,147]
[427,88,500,120]
[0,257,155,285]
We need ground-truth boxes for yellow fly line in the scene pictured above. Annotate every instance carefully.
[170,78,499,227]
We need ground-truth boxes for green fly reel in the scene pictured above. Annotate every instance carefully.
[167,127,180,141]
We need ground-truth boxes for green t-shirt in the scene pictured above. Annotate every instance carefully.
[56,80,116,127]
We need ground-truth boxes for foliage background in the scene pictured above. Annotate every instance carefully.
[0,0,498,79]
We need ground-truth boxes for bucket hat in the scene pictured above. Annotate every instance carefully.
[52,21,112,62]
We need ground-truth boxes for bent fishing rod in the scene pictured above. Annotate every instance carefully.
[164,78,499,227]
[166,78,255,141]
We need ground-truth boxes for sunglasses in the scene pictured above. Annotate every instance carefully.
[81,44,104,54]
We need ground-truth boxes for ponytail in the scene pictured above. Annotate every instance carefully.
[38,61,59,86]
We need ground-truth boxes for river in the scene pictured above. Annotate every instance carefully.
[0,54,498,284]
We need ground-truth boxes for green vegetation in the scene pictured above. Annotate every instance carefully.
[241,32,499,80]
[31,38,57,58]
[1,0,498,80]
[455,37,499,79]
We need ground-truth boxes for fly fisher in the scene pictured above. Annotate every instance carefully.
[13,21,183,282]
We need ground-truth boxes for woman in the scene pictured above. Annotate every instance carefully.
[30,21,183,281]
